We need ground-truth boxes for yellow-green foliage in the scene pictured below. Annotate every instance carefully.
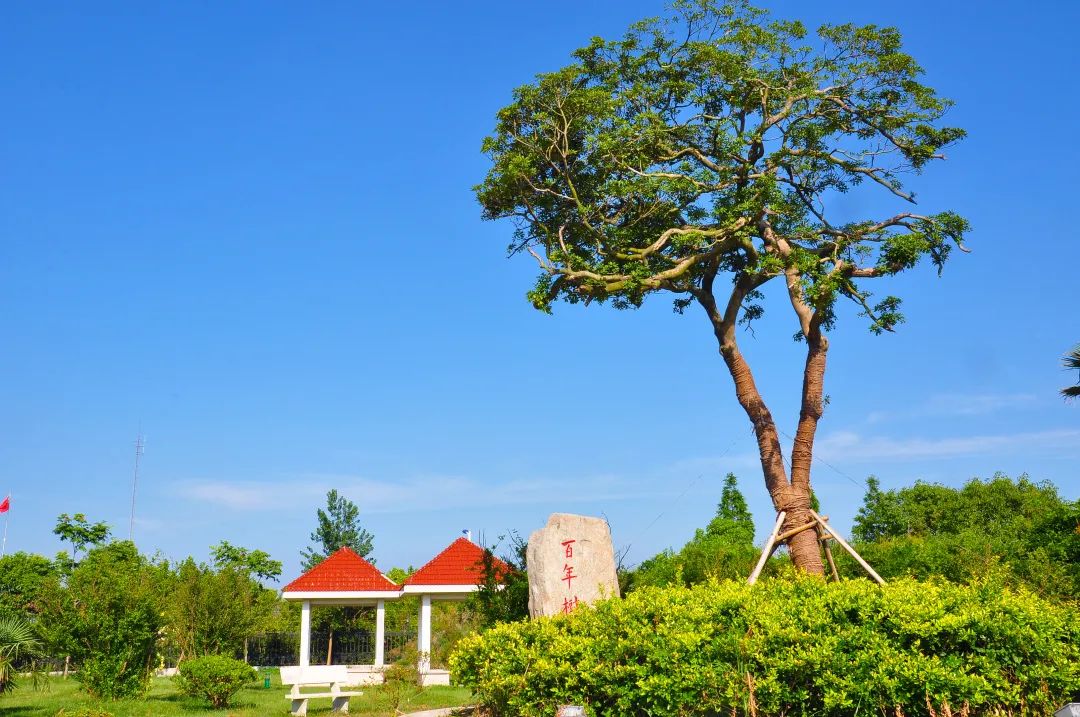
[451,577,1080,716]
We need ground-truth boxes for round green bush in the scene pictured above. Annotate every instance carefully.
[175,654,255,708]
[450,577,1080,716]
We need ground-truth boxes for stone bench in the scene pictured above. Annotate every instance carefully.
[280,665,363,716]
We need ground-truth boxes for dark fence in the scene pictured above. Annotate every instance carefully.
[16,629,418,673]
[241,629,415,667]
[13,655,69,674]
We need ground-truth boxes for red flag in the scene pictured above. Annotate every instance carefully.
[0,496,9,513]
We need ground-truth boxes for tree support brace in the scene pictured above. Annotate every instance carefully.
[811,510,885,585]
[747,511,785,585]
[818,524,841,582]
[776,517,825,544]
[748,511,884,585]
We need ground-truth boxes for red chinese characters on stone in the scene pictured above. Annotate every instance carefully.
[560,538,580,613]
[561,563,576,589]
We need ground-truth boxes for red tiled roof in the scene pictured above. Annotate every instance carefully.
[403,537,510,586]
[283,547,399,593]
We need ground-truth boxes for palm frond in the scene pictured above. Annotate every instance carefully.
[1063,344,1080,399]
[1064,345,1080,371]
[0,614,38,659]
[0,615,40,694]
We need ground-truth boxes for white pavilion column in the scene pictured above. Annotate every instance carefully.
[374,600,386,667]
[418,594,432,674]
[299,600,311,667]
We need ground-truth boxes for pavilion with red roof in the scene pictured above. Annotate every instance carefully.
[282,547,400,680]
[400,537,508,684]
[282,536,509,685]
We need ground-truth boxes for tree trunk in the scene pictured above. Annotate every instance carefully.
[326,629,334,665]
[786,327,829,574]
[719,342,824,575]
[699,276,825,576]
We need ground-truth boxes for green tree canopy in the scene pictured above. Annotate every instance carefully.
[0,552,58,620]
[300,489,377,663]
[165,557,278,660]
[301,489,375,570]
[210,541,283,583]
[53,513,111,561]
[632,473,759,588]
[37,541,164,699]
[704,472,755,546]
[477,0,968,574]
[470,532,529,628]
[850,473,1080,601]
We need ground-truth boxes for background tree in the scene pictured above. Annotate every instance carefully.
[210,541,283,583]
[849,473,1079,602]
[849,476,903,542]
[37,541,163,699]
[1062,344,1080,399]
[204,542,284,662]
[477,0,968,573]
[470,532,529,628]
[0,552,58,621]
[165,558,276,662]
[301,489,375,664]
[301,489,374,569]
[52,513,110,562]
[631,473,760,588]
[706,473,755,546]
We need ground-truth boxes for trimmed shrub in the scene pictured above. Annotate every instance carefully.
[175,654,255,708]
[451,577,1080,716]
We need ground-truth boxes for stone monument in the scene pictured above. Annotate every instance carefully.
[526,512,620,618]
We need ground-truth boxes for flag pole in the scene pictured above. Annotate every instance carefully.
[1,493,9,557]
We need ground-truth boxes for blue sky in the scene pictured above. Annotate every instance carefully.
[2,0,1077,581]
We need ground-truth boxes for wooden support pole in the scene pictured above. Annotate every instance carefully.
[819,526,840,582]
[747,511,786,585]
[776,516,827,544]
[811,510,885,586]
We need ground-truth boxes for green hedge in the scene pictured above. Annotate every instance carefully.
[450,578,1080,716]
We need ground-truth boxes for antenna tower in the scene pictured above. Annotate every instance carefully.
[129,431,144,542]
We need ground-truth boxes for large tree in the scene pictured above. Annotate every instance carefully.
[477,0,968,573]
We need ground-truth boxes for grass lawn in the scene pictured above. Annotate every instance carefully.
[0,672,474,716]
